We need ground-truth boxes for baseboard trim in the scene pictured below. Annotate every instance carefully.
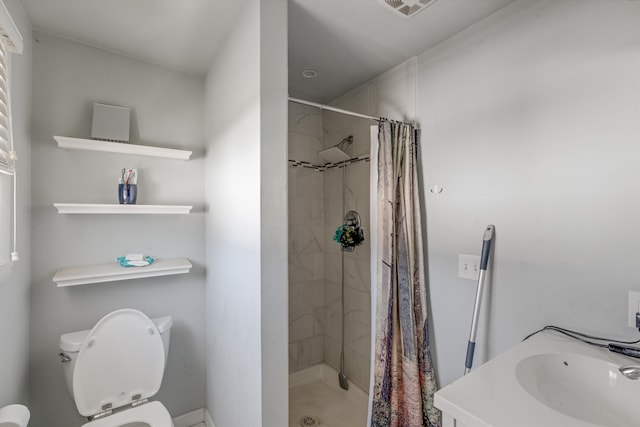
[172,408,205,427]
[205,409,215,427]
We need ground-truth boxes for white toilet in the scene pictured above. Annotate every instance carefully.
[58,309,174,427]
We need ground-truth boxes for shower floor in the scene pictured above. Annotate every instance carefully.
[289,363,368,427]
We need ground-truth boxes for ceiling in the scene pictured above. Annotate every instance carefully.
[20,0,249,76]
[20,0,514,104]
[288,0,513,103]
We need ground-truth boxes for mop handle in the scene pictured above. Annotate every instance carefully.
[464,225,495,375]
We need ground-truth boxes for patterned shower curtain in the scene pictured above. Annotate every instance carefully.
[371,122,441,427]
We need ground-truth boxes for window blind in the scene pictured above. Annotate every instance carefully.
[0,37,15,174]
[0,0,23,272]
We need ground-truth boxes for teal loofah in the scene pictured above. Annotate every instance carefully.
[333,224,365,249]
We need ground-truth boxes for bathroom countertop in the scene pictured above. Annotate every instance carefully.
[434,330,640,427]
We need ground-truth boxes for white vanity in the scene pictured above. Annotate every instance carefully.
[434,331,640,427]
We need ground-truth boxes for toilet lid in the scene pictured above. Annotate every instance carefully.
[81,401,173,427]
[73,309,165,417]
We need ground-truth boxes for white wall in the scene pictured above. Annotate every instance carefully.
[330,57,417,125]
[417,0,640,387]
[0,0,31,407]
[204,4,261,425]
[258,2,288,425]
[204,0,287,425]
[30,32,206,427]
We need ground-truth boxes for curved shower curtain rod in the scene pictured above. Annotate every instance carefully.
[288,97,415,127]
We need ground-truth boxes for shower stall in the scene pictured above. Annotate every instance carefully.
[288,101,373,426]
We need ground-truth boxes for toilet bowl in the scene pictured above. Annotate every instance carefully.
[59,309,174,427]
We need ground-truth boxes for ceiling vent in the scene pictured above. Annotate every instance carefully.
[377,0,438,18]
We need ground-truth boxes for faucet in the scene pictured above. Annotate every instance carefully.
[619,365,640,380]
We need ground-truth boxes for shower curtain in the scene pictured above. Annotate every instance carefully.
[371,122,440,427]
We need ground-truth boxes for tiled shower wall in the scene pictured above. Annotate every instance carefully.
[288,100,373,391]
[321,110,372,391]
[288,103,325,371]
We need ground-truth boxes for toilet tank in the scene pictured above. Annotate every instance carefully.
[58,315,172,397]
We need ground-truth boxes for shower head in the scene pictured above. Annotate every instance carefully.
[377,0,438,18]
[317,146,350,163]
[317,135,353,163]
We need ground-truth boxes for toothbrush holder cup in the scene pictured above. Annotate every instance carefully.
[118,183,137,204]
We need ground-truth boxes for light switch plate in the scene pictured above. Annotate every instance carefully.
[458,254,480,280]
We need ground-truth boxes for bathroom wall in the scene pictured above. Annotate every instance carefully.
[416,0,640,387]
[322,58,418,391]
[258,2,288,425]
[204,1,288,426]
[288,102,326,372]
[29,32,206,427]
[0,0,32,407]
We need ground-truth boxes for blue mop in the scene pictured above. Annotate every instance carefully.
[464,224,495,375]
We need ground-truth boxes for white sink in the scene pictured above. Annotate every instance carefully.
[434,332,640,427]
[516,353,640,427]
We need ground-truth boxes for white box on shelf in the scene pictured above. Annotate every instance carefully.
[91,103,131,142]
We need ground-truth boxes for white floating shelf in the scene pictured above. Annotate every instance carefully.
[54,203,192,214]
[55,136,192,160]
[53,257,193,287]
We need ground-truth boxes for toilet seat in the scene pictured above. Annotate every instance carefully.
[73,309,165,417]
[81,401,173,427]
